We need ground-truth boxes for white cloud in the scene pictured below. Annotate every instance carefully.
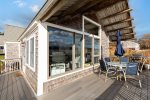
[14,0,26,8]
[30,5,40,13]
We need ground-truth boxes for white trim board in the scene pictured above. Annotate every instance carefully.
[45,22,90,35]
[83,16,101,27]
[45,66,93,82]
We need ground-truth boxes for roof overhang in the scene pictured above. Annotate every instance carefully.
[18,0,135,41]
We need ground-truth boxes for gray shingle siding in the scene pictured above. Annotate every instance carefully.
[0,25,25,45]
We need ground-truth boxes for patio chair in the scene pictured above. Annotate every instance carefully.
[120,57,129,63]
[120,57,129,69]
[124,62,142,88]
[138,57,146,73]
[99,57,116,82]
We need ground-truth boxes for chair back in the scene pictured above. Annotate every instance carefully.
[126,62,139,75]
[120,57,129,64]
[99,57,111,71]
[138,58,146,72]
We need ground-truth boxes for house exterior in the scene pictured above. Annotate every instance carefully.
[122,40,140,50]
[2,0,135,96]
[0,25,25,54]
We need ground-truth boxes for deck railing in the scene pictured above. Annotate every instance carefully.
[0,58,22,74]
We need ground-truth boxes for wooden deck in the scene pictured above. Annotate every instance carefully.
[0,70,150,100]
[0,71,36,100]
[38,70,150,100]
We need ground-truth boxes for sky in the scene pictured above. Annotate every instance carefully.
[129,0,150,38]
[0,0,150,38]
[0,0,46,32]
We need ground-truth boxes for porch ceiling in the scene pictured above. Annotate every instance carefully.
[41,0,135,41]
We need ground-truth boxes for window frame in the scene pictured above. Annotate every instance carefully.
[25,33,36,72]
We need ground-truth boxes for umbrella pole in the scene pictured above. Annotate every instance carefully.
[119,56,121,64]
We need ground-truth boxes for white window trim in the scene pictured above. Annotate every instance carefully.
[25,33,36,72]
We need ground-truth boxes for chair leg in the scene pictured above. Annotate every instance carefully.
[105,69,109,82]
[125,82,128,88]
[139,80,142,88]
[123,72,128,88]
[124,79,128,88]
[116,76,118,80]
[123,72,126,82]
[99,69,101,78]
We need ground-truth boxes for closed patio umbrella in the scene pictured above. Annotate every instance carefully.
[114,30,125,61]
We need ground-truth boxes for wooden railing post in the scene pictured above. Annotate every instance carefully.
[0,61,2,74]
[0,58,22,75]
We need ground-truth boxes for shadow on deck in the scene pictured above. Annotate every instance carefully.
[0,71,36,100]
[96,70,150,100]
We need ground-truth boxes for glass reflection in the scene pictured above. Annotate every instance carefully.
[84,35,92,66]
[48,27,73,76]
[75,34,82,68]
[94,56,99,64]
[94,39,99,55]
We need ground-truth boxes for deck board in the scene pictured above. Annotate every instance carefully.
[16,74,27,100]
[23,78,36,100]
[7,74,13,100]
[1,73,8,100]
[0,70,150,100]
[12,73,20,100]
[38,70,150,100]
[20,77,34,100]
[0,74,5,97]
[0,71,36,100]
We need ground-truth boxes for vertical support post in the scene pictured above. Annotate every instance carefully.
[82,16,85,69]
[18,43,21,58]
[98,27,102,60]
[37,22,48,96]
[4,43,7,72]
[92,35,94,64]
[72,33,75,70]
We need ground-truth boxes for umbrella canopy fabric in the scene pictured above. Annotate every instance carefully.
[114,30,125,57]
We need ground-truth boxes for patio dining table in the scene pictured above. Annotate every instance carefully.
[107,62,127,69]
[107,62,128,80]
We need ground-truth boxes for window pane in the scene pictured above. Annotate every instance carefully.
[75,34,82,69]
[94,39,99,55]
[30,38,34,67]
[85,35,92,67]
[0,46,4,53]
[26,41,29,64]
[94,56,99,64]
[0,46,4,49]
[48,27,73,76]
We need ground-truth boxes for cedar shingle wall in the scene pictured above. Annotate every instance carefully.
[5,43,20,59]
[101,31,110,58]
[0,25,25,46]
[21,27,38,93]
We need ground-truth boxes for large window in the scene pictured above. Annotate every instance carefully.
[94,39,99,55]
[0,46,4,53]
[75,34,82,68]
[84,35,92,67]
[30,38,34,67]
[49,27,73,76]
[26,37,35,69]
[48,27,82,76]
[83,16,101,67]
[47,19,101,76]
[26,41,29,64]
[94,38,100,64]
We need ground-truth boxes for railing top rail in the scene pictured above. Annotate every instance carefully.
[1,58,21,62]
